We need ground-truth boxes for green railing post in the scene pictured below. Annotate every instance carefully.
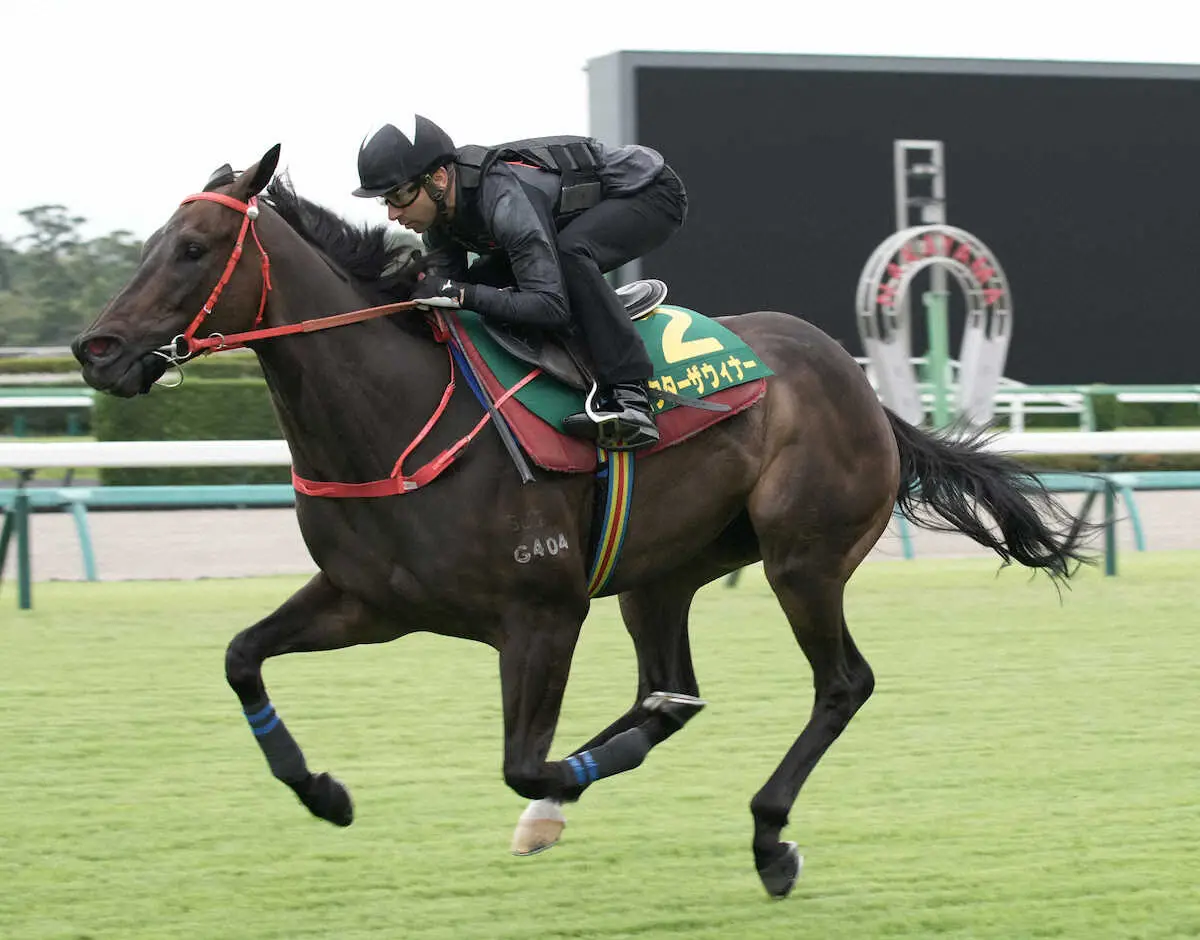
[923,290,951,428]
[3,469,36,609]
[15,488,31,608]
[68,500,98,581]
[1103,479,1117,577]
[893,506,915,560]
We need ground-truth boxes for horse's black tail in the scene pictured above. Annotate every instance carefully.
[887,409,1095,581]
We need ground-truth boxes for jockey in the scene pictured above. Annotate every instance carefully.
[351,115,688,451]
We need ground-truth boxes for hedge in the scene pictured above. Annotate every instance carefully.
[0,352,262,380]
[1018,453,1200,473]
[1092,395,1199,430]
[5,355,1193,425]
[0,356,86,379]
[92,378,286,485]
[2,353,266,436]
[13,351,1200,479]
[89,379,1200,483]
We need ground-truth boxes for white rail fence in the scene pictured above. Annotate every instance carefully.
[4,432,1200,610]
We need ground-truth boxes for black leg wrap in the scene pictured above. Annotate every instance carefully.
[243,699,309,785]
[559,727,652,798]
[642,713,683,746]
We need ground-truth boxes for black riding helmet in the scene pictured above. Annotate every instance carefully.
[352,115,456,198]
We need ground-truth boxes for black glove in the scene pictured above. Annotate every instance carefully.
[411,273,464,309]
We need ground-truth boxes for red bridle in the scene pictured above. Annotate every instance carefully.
[165,191,418,361]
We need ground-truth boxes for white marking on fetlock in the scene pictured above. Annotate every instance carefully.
[511,798,566,856]
[519,798,567,823]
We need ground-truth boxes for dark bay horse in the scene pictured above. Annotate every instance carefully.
[72,145,1088,898]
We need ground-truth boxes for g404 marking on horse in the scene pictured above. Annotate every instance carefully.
[514,534,570,564]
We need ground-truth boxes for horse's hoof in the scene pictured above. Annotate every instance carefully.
[299,772,354,827]
[757,841,803,899]
[510,799,566,856]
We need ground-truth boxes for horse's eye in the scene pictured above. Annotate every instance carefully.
[183,242,207,261]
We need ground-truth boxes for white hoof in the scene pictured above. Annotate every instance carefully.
[510,798,566,856]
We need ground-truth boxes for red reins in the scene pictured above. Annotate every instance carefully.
[174,190,539,497]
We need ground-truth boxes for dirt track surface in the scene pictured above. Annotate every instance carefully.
[16,491,1200,584]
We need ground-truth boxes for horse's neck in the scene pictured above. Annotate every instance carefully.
[251,233,448,484]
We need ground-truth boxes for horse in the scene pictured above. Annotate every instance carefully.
[71,145,1089,898]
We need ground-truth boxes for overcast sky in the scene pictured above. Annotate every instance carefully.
[3,0,1196,242]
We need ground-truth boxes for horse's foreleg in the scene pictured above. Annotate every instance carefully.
[511,579,707,855]
[498,609,593,853]
[224,572,397,827]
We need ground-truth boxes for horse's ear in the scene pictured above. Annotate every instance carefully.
[232,144,282,200]
[203,163,236,192]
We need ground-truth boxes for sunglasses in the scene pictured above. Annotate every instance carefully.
[378,181,423,210]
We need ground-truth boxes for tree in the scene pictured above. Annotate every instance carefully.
[0,288,39,345]
[0,206,143,345]
[13,205,88,343]
[0,235,15,291]
[71,230,143,331]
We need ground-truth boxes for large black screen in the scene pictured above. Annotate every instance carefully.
[620,61,1200,384]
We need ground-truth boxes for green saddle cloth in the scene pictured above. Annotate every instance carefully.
[455,304,774,431]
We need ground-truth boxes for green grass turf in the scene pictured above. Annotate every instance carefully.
[2,553,1197,939]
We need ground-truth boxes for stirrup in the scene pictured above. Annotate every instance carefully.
[595,420,658,452]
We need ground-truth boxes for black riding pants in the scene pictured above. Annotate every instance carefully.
[556,168,688,386]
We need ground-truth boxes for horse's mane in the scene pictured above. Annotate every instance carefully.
[262,174,424,300]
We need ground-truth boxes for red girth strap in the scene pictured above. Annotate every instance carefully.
[291,347,542,497]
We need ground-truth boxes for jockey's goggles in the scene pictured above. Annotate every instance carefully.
[378,181,423,209]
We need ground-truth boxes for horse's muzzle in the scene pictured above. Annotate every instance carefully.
[72,331,170,396]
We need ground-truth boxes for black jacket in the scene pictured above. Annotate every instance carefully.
[422,139,666,329]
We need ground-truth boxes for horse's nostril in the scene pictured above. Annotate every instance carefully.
[85,336,119,361]
[73,333,124,366]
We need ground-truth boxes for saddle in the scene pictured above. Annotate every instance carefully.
[446,288,775,474]
[480,279,668,391]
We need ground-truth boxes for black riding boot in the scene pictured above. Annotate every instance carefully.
[561,381,660,451]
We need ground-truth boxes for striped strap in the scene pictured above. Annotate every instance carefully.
[586,449,635,597]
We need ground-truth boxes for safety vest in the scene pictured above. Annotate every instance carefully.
[455,136,604,215]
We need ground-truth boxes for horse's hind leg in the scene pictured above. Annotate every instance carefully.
[750,561,875,898]
[512,576,707,855]
[224,572,398,827]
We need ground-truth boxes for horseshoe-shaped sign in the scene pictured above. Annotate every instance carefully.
[856,224,1013,426]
